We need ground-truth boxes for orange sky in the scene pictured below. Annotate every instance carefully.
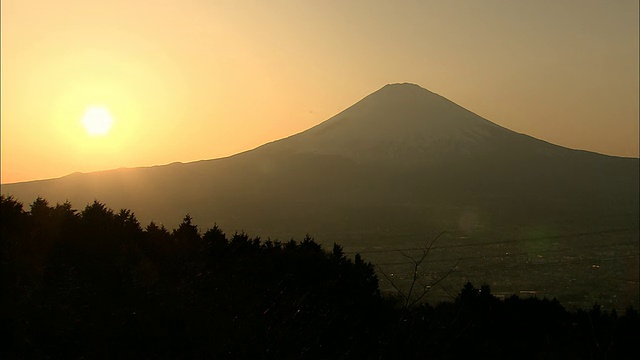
[2,0,638,184]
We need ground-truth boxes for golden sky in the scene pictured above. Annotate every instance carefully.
[2,0,638,184]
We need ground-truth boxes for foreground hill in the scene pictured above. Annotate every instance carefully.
[3,83,638,308]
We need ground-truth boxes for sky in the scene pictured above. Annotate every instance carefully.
[2,0,638,184]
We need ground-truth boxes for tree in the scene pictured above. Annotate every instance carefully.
[172,214,200,242]
[378,231,460,308]
[203,224,227,255]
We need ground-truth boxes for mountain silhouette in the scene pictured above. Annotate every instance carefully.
[3,83,638,240]
[277,83,541,164]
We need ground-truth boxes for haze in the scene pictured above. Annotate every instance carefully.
[2,0,638,184]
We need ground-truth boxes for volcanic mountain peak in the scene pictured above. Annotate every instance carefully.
[369,82,436,98]
[275,83,528,164]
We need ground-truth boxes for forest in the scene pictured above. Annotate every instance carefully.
[1,195,638,359]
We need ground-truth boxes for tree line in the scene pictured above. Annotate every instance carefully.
[1,195,638,359]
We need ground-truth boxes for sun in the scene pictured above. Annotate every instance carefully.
[82,106,113,136]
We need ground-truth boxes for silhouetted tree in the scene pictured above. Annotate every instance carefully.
[203,223,227,255]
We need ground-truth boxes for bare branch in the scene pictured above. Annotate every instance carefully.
[378,265,408,303]
[377,231,457,308]
[423,231,447,258]
[408,258,460,308]
[428,258,461,289]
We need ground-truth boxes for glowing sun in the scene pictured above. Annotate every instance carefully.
[82,106,113,135]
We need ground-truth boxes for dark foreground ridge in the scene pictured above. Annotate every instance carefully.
[2,196,639,359]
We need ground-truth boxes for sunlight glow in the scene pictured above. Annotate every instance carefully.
[82,107,113,136]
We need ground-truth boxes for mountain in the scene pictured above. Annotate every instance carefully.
[5,83,635,230]
[3,83,638,307]
[281,83,545,164]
